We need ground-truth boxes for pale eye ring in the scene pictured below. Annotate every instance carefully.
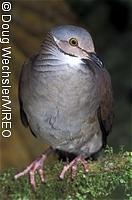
[69,38,78,46]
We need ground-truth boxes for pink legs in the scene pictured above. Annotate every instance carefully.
[14,149,89,191]
[59,155,89,179]
[14,147,53,191]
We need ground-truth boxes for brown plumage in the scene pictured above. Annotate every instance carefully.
[99,69,113,139]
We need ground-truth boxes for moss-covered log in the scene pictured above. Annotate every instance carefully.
[0,147,131,200]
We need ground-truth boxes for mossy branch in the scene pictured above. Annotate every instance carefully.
[0,147,131,200]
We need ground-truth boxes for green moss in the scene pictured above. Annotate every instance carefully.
[0,147,131,200]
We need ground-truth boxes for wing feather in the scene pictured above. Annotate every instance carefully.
[98,69,114,146]
[19,58,37,137]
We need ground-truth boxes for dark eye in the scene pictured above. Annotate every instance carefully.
[69,38,78,46]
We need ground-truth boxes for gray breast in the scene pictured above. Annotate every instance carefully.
[21,61,102,156]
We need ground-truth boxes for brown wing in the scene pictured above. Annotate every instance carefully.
[97,69,114,147]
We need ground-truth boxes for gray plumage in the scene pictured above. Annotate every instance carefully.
[19,25,113,158]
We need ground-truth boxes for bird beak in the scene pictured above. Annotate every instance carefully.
[82,52,104,69]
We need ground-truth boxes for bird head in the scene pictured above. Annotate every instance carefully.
[41,25,103,69]
[51,25,94,58]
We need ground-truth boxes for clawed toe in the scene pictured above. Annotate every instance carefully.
[59,155,89,179]
[14,155,45,190]
[14,148,52,190]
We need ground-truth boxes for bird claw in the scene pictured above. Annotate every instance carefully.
[14,148,52,191]
[14,155,46,191]
[59,155,89,179]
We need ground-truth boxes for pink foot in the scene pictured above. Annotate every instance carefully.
[14,148,52,191]
[59,155,89,179]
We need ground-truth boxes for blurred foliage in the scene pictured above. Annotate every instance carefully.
[0,147,131,199]
[1,0,131,177]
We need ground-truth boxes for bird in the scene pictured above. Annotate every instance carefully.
[14,25,113,190]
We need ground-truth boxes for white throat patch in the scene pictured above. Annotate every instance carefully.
[63,54,83,67]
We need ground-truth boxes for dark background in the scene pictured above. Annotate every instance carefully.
[1,0,131,171]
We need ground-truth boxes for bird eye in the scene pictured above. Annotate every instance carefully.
[69,38,78,46]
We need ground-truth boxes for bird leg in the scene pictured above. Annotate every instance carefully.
[14,147,53,191]
[59,155,89,179]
